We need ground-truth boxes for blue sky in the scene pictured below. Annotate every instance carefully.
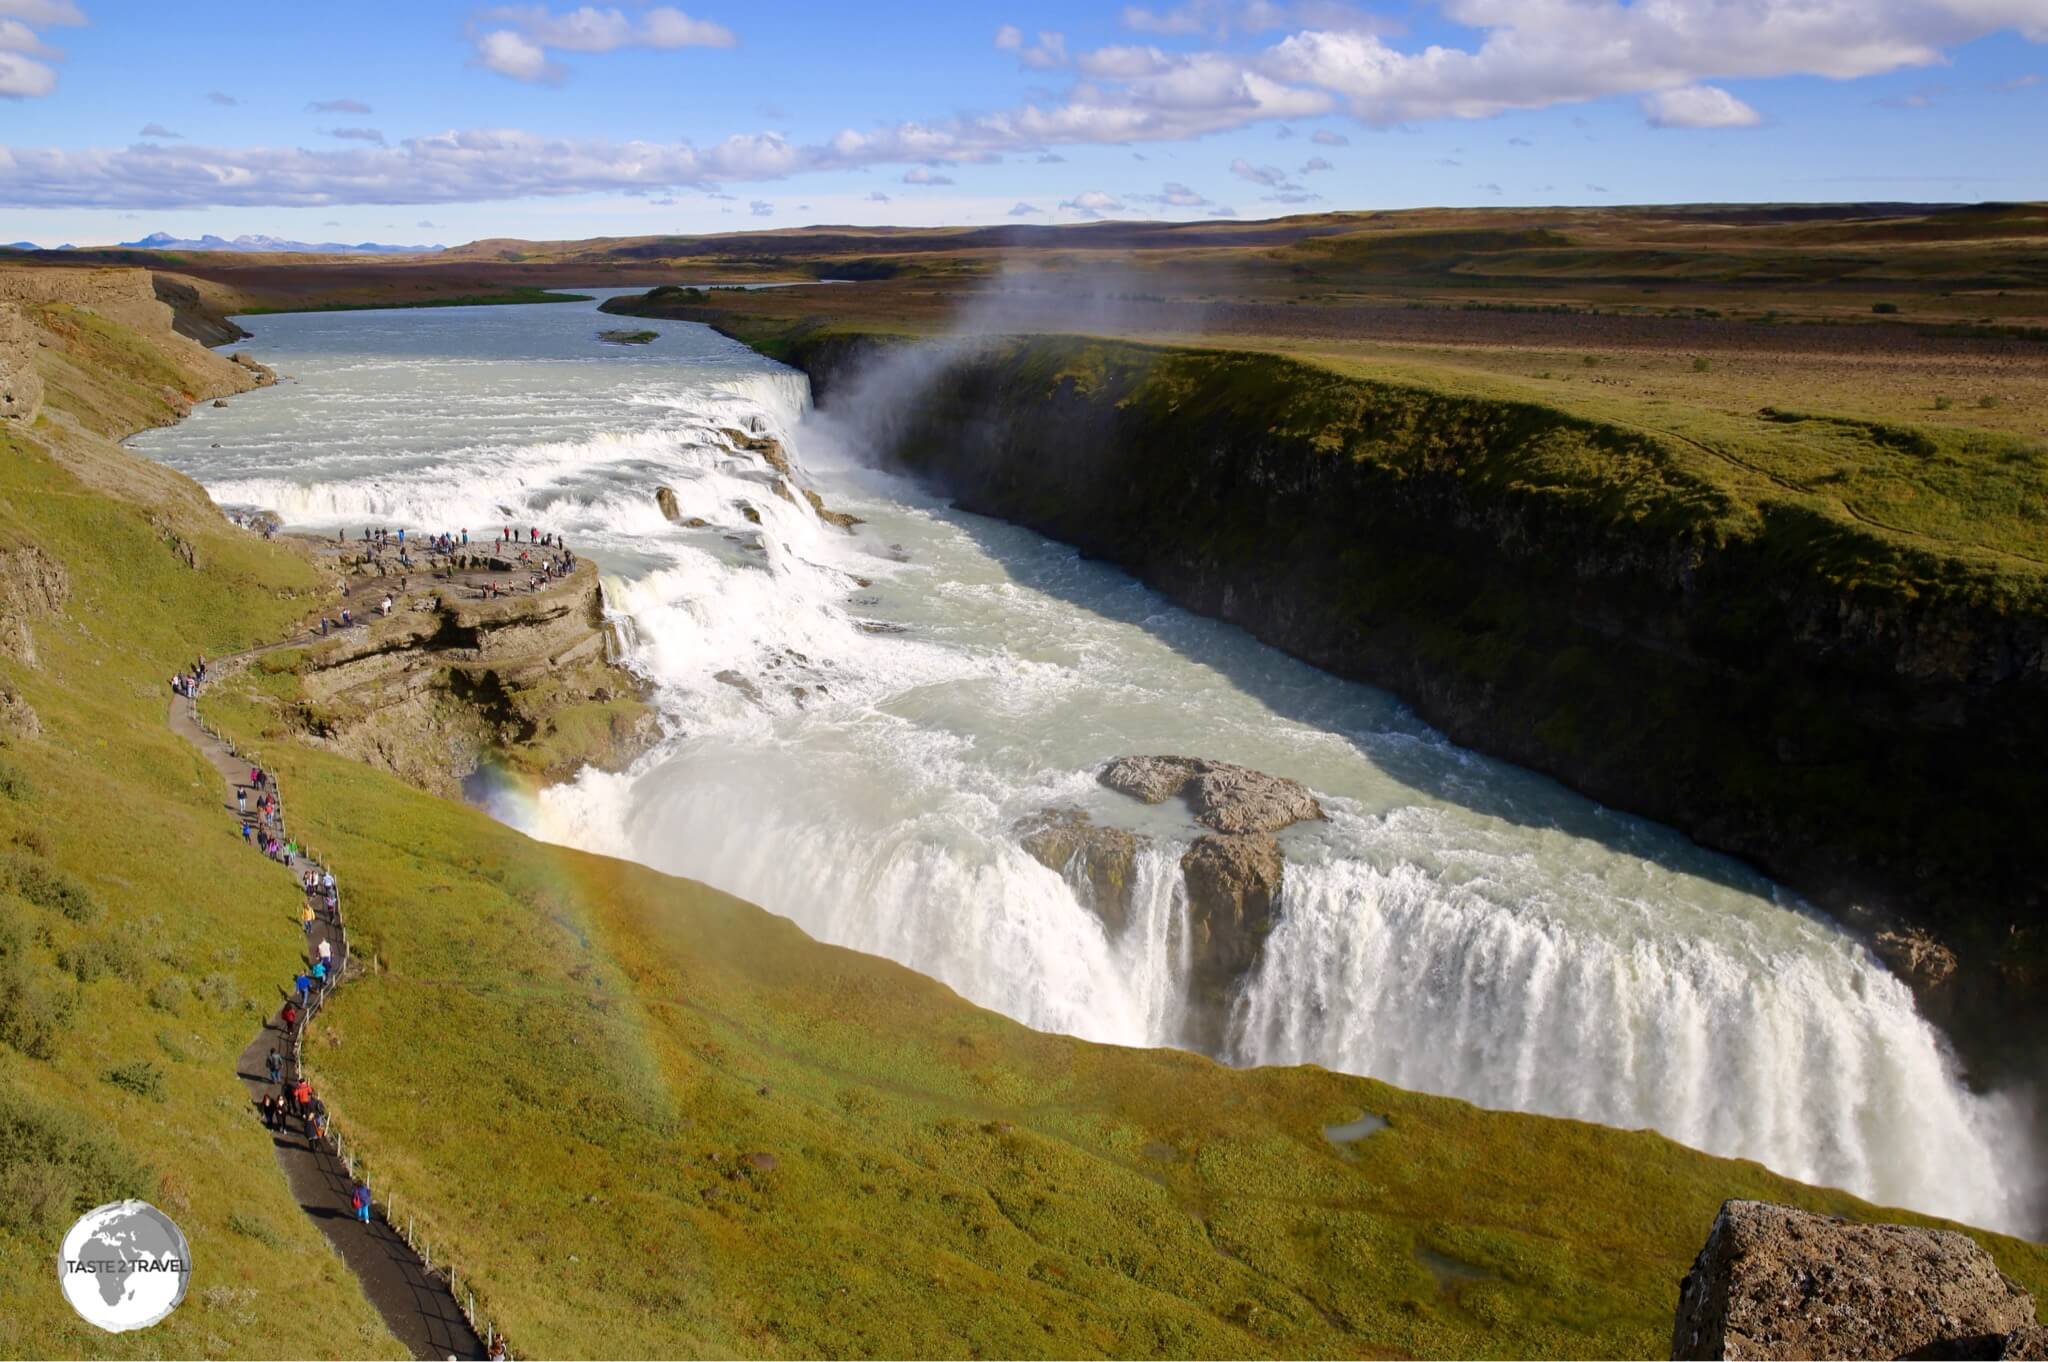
[2,1,2044,247]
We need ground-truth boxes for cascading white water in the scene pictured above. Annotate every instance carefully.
[130,294,2043,1236]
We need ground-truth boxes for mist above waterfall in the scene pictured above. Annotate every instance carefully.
[133,292,2046,1237]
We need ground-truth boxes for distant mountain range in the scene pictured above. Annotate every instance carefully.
[4,233,444,255]
[115,232,446,255]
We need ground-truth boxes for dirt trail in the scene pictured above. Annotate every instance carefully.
[168,666,488,1360]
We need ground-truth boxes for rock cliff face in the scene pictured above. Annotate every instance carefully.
[1015,808,1144,935]
[1672,1200,2044,1360]
[777,330,2047,1086]
[0,546,69,667]
[284,564,656,798]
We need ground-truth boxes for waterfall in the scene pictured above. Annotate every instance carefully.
[134,301,2042,1239]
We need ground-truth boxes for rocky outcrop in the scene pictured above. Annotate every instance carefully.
[286,562,656,797]
[227,351,277,387]
[1672,1201,2043,1361]
[0,301,41,424]
[0,546,70,667]
[1016,807,1145,934]
[1097,753,1324,1050]
[150,272,250,346]
[0,682,38,740]
[1099,754,1323,834]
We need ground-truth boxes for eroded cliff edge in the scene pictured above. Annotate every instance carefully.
[724,323,2045,1085]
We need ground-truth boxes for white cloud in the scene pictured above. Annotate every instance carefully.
[308,98,373,114]
[206,90,238,106]
[0,2,84,24]
[996,25,1067,69]
[328,127,387,144]
[1228,157,1293,187]
[866,190,891,202]
[1642,84,1762,128]
[475,5,733,82]
[1077,44,1173,78]
[1007,200,1044,215]
[1058,188,1126,217]
[1264,1,2042,126]
[476,29,561,82]
[1142,180,1214,206]
[0,17,52,52]
[0,2,80,97]
[12,1,2044,209]
[0,49,53,95]
[1300,155,1332,171]
[901,166,954,185]
[748,198,772,216]
[1310,127,1349,145]
[138,122,180,138]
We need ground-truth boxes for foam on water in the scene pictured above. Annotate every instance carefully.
[130,296,2042,1235]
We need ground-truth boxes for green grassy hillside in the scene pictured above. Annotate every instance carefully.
[0,306,394,1356]
[201,664,2048,1359]
[1,287,2041,1359]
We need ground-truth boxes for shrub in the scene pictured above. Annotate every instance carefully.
[1872,302,1899,314]
[0,853,102,923]
[1979,394,2003,410]
[58,936,139,985]
[0,761,29,802]
[1933,395,1954,411]
[105,1060,166,1101]
[147,976,185,1014]
[1580,354,1600,367]
[0,1086,149,1229]
[1692,357,1712,372]
[225,1212,283,1247]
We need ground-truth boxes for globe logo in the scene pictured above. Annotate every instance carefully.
[57,1200,191,1333]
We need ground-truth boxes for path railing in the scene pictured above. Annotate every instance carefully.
[187,660,513,1360]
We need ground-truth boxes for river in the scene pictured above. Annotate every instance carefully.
[131,292,2040,1235]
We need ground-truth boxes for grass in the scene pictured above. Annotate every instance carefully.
[0,309,395,1354]
[196,668,2048,1357]
[597,328,659,345]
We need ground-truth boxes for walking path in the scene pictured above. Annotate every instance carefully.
[169,662,491,1361]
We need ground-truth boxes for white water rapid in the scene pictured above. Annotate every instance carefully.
[132,294,2041,1235]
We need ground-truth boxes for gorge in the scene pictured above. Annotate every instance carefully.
[128,291,2044,1241]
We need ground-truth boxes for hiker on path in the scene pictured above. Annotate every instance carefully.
[281,1001,300,1037]
[351,1179,372,1225]
[294,972,312,1005]
[317,938,333,968]
[267,1048,282,1084]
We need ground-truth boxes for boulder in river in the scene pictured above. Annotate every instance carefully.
[1099,754,1324,834]
[1671,1200,2041,1360]
[1015,807,1144,935]
[655,485,681,522]
[1098,754,1325,1052]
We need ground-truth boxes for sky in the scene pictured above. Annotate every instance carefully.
[1,0,2044,248]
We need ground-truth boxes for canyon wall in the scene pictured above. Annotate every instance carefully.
[779,330,2048,1084]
